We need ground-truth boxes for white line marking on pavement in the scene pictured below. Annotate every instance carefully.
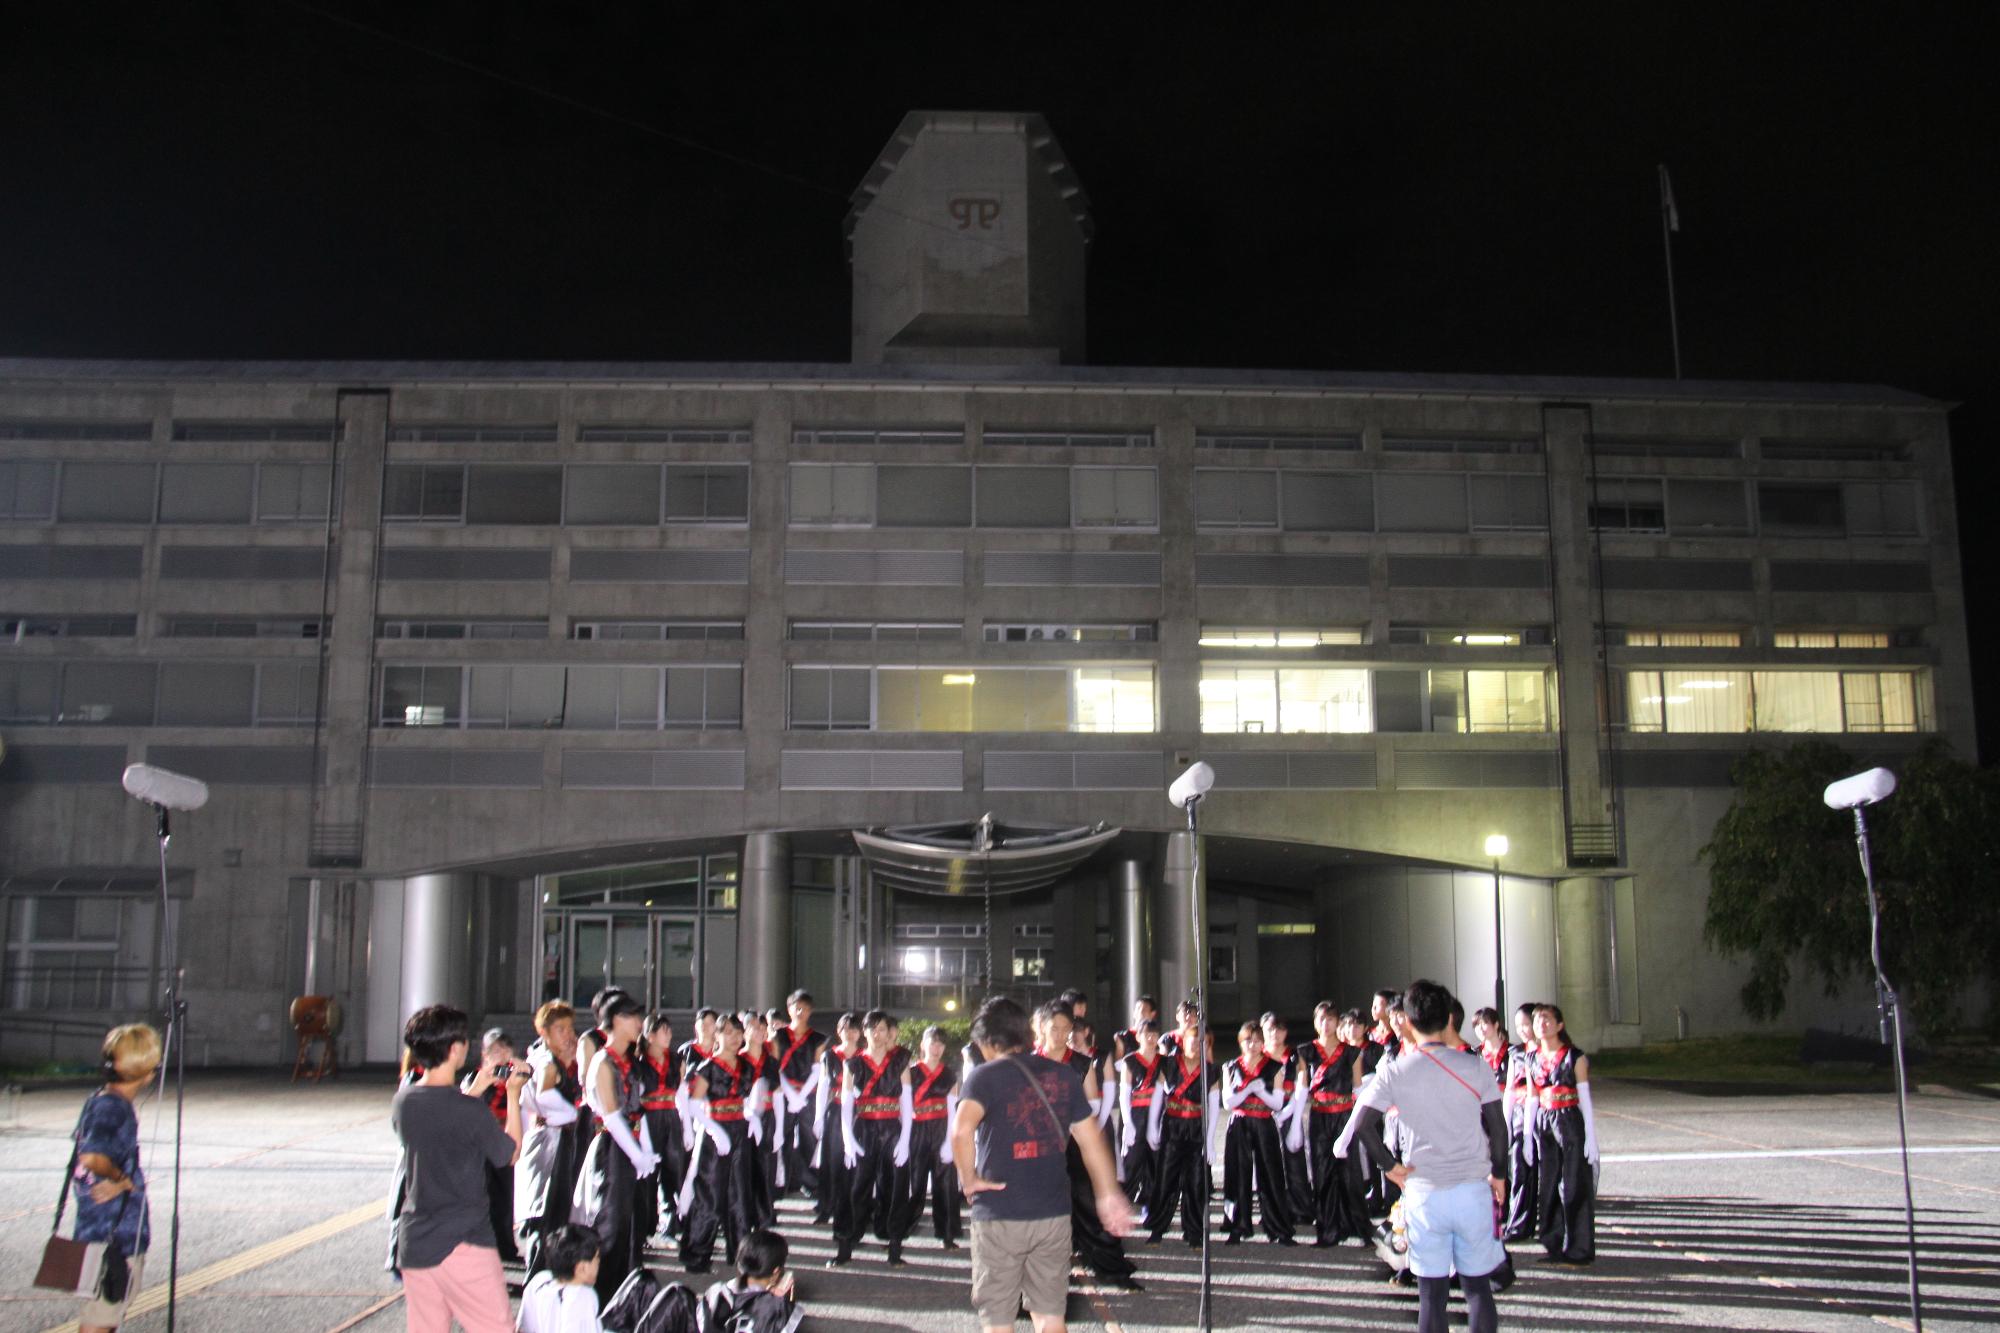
[1609,1143,2000,1163]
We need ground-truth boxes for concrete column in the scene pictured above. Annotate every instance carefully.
[1154,831,1207,1015]
[1555,876,1612,1051]
[1115,859,1153,1024]
[1542,405,1616,861]
[401,873,476,1025]
[740,832,793,1006]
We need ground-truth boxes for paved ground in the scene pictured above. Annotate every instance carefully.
[0,1072,1996,1332]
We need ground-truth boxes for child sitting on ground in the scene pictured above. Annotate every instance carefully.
[696,1228,801,1332]
[517,1223,603,1333]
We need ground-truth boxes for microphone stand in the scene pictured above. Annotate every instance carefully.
[1850,804,1922,1332]
[1181,793,1213,1333]
[150,802,188,1332]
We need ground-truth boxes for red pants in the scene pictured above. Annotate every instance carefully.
[401,1241,511,1333]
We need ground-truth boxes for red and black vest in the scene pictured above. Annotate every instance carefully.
[847,1046,909,1121]
[1304,1040,1357,1114]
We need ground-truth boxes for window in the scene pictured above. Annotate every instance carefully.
[663,465,750,523]
[0,420,151,442]
[1622,629,1742,647]
[1665,479,1750,535]
[378,619,545,640]
[56,463,156,523]
[256,661,320,725]
[172,422,337,443]
[1377,473,1468,532]
[1424,670,1554,733]
[1199,626,1364,648]
[388,423,556,444]
[0,661,59,721]
[257,464,336,521]
[1773,630,1892,649]
[465,465,562,525]
[565,465,660,524]
[1466,474,1549,532]
[876,465,972,527]
[578,620,744,642]
[158,662,256,725]
[986,623,1153,643]
[1012,947,1052,982]
[1072,668,1155,732]
[577,425,751,444]
[1384,436,1540,455]
[794,427,963,447]
[1072,467,1158,528]
[1762,439,1906,463]
[1199,667,1370,734]
[788,464,873,525]
[1195,432,1360,452]
[158,464,254,523]
[1284,472,1376,531]
[1390,626,1550,646]
[1619,670,1918,734]
[787,666,873,730]
[466,664,565,728]
[1209,942,1238,985]
[1590,478,1666,533]
[0,461,58,520]
[1843,482,1921,537]
[565,666,660,730]
[1194,469,1279,528]
[974,467,1069,527]
[800,621,960,642]
[1757,483,1843,535]
[1842,672,1919,732]
[1752,671,1843,732]
[1593,437,1741,460]
[378,665,463,726]
[4,895,154,1011]
[984,429,1152,449]
[3,616,136,640]
[383,465,466,521]
[54,662,157,724]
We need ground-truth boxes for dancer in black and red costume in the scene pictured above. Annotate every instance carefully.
[904,1024,963,1249]
[1220,1021,1295,1245]
[832,1009,914,1267]
[680,1012,767,1274]
[634,1010,686,1244]
[1295,1003,1370,1246]
[773,989,828,1205]
[1116,1018,1165,1224]
[570,993,656,1301]
[518,1001,584,1280]
[1144,1013,1220,1247]
[1038,1001,1138,1284]
[1531,1002,1597,1265]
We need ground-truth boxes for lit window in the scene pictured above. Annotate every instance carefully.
[1199,626,1365,649]
[1199,667,1370,734]
[1751,671,1843,732]
[1773,630,1892,649]
[1427,670,1556,733]
[1624,629,1743,647]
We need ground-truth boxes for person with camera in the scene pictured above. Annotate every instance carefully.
[392,1003,530,1333]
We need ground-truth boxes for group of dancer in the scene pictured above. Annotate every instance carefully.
[463,980,1596,1310]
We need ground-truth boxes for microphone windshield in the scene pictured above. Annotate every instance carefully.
[122,763,211,812]
[1823,767,1896,811]
[1168,761,1216,809]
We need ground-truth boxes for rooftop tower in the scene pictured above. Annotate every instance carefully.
[846,111,1092,366]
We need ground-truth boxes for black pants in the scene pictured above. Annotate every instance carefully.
[906,1116,961,1242]
[815,1106,853,1232]
[1223,1116,1293,1241]
[1069,1138,1135,1277]
[520,1123,583,1279]
[1503,1102,1538,1240]
[1279,1125,1314,1230]
[778,1087,819,1199]
[1148,1117,1210,1245]
[680,1119,758,1269]
[843,1118,913,1247]
[641,1108,688,1241]
[749,1108,778,1229]
[1361,1115,1402,1217]
[1420,1272,1498,1333]
[1120,1109,1158,1218]
[573,1131,640,1302]
[1535,1108,1594,1262]
[1306,1109,1370,1243]
[485,1161,520,1261]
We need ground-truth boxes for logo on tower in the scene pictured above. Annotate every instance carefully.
[948,196,1002,230]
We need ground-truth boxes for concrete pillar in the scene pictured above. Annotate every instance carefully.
[740,832,792,1007]
[401,873,476,1025]
[1115,859,1153,1025]
[1154,831,1207,1015]
[1555,876,1612,1051]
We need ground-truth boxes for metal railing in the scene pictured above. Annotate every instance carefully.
[1567,823,1621,866]
[310,822,364,868]
[2,963,154,1013]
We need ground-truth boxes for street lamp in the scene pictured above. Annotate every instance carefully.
[1484,834,1509,1018]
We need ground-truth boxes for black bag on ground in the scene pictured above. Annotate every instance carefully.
[601,1265,662,1332]
[634,1282,699,1333]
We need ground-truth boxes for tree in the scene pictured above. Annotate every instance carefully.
[1701,739,2000,1037]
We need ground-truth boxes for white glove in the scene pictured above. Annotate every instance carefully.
[1148,1125,1162,1151]
[940,1135,954,1166]
[708,1120,732,1156]
[893,1135,909,1167]
[1286,1120,1305,1154]
[748,1114,764,1145]
[894,1086,914,1167]
[601,1108,658,1177]
[844,1140,859,1170]
[682,1116,697,1153]
[1579,1083,1600,1168]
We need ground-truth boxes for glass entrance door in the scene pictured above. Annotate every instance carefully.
[567,913,654,1010]
[655,916,698,1010]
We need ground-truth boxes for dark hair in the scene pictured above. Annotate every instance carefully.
[1513,1001,1539,1023]
[787,989,814,1006]
[1260,1011,1287,1032]
[1176,1000,1199,1021]
[1138,1017,1162,1036]
[1238,1020,1261,1039]
[717,1011,746,1035]
[403,1004,469,1070]
[1313,999,1339,1020]
[739,1009,765,1028]
[1074,1018,1096,1042]
[1534,1002,1566,1025]
[645,1010,675,1040]
[481,1027,513,1052]
[1374,988,1399,1006]
[1135,994,1157,1013]
[765,1007,787,1028]
[600,992,645,1025]
[737,1227,787,1280]
[543,1222,601,1281]
[1402,978,1454,1035]
[861,1008,892,1034]
[1059,987,1088,1005]
[1340,1007,1365,1026]
[836,1010,861,1034]
[1448,997,1465,1030]
[1473,1007,1501,1028]
[971,996,1030,1054]
[1387,995,1407,1015]
[696,1006,720,1023]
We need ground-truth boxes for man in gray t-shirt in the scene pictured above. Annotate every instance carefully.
[1352,980,1510,1333]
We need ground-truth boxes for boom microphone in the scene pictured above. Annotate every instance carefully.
[1168,761,1215,810]
[122,764,211,812]
[1823,767,1896,811]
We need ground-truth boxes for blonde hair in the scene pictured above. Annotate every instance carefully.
[103,1023,162,1083]
[534,1000,576,1036]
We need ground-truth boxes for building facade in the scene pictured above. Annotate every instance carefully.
[0,113,1972,1066]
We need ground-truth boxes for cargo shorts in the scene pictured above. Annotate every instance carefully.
[970,1214,1070,1325]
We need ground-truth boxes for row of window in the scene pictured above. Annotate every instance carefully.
[0,460,335,523]
[789,463,1158,528]
[381,663,743,730]
[0,660,319,727]
[1621,670,1923,733]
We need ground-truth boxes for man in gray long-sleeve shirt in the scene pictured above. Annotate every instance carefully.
[1351,979,1510,1333]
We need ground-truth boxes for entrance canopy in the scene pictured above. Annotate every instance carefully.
[854,814,1120,896]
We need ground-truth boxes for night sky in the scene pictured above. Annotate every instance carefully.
[4,4,1994,754]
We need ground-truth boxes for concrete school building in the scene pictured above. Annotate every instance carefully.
[0,111,1973,1069]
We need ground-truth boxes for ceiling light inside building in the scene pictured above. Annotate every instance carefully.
[940,673,977,685]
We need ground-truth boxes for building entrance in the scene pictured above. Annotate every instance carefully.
[539,852,739,1016]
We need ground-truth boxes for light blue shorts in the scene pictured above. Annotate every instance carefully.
[1401,1178,1506,1280]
